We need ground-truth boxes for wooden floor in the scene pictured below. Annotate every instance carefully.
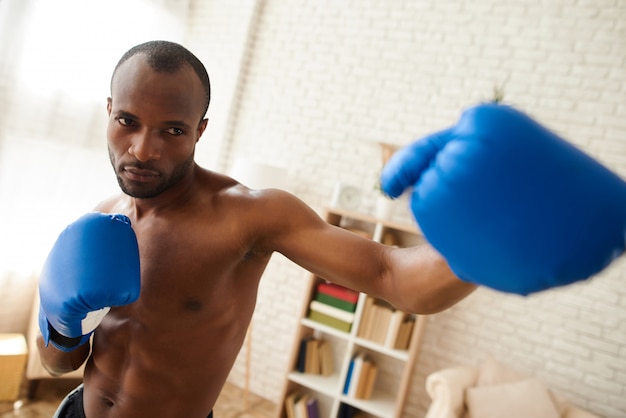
[0,379,276,418]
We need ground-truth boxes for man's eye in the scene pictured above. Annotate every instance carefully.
[117,117,134,126]
[166,127,184,136]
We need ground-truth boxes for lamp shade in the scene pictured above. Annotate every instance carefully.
[229,157,290,191]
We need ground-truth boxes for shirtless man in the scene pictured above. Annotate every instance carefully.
[37,38,626,418]
[37,41,476,418]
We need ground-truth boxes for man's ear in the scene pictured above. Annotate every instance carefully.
[107,98,112,116]
[196,118,209,143]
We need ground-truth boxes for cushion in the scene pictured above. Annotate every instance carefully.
[476,355,527,386]
[466,378,561,418]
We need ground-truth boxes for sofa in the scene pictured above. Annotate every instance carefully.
[424,356,602,418]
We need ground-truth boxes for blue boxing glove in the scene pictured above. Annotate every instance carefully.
[39,212,141,351]
[381,103,626,295]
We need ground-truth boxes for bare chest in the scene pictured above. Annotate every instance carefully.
[130,219,268,323]
[85,219,270,416]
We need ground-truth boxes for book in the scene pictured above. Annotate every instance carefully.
[318,339,334,376]
[338,403,359,418]
[284,392,300,418]
[347,353,365,397]
[317,282,359,303]
[309,300,355,333]
[370,302,393,345]
[306,396,320,418]
[394,316,415,350]
[296,338,308,373]
[309,300,355,323]
[343,358,355,395]
[354,358,371,399]
[296,337,333,376]
[315,292,357,312]
[357,296,375,339]
[308,309,352,332]
[361,361,378,400]
[294,394,310,418]
[384,310,407,348]
[358,297,400,344]
[305,338,320,374]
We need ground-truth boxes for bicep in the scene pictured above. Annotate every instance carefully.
[255,190,475,313]
[260,192,390,298]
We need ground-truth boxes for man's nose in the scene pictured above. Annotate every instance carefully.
[128,129,161,162]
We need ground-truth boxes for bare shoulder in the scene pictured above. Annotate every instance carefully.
[93,193,127,214]
[201,167,310,215]
[219,183,324,229]
[211,174,328,250]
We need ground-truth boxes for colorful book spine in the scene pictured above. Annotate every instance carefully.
[343,358,355,395]
[306,396,320,418]
[315,292,357,312]
[308,309,352,332]
[317,282,359,303]
[309,300,355,323]
[296,338,308,372]
[296,337,335,376]
[347,353,365,397]
[343,353,378,400]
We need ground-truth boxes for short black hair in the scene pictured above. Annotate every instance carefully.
[112,40,211,118]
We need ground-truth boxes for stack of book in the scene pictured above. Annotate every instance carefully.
[295,336,334,376]
[357,297,415,350]
[342,352,378,400]
[284,392,320,418]
[308,282,359,333]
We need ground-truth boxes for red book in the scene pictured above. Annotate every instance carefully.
[317,282,359,304]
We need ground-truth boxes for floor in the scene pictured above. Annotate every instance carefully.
[0,379,276,418]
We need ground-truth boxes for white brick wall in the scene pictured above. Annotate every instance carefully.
[187,1,626,417]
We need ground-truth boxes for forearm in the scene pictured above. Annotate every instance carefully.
[36,333,90,377]
[383,244,477,314]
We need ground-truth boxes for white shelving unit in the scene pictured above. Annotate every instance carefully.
[276,208,428,418]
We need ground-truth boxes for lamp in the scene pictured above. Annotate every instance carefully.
[229,157,290,191]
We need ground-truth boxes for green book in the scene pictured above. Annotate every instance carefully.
[315,293,357,312]
[308,310,352,333]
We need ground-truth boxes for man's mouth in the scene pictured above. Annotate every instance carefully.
[123,166,160,183]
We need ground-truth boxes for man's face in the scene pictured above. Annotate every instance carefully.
[107,55,208,199]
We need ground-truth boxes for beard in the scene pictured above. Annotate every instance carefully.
[109,147,195,199]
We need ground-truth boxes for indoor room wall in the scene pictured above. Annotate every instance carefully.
[0,1,624,417]
[0,0,192,334]
[185,1,625,417]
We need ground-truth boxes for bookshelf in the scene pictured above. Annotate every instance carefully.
[276,208,428,418]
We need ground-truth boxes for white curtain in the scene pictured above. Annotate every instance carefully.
[0,0,190,275]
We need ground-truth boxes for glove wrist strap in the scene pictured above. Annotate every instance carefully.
[48,325,83,350]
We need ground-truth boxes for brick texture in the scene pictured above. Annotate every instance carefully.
[185,1,626,417]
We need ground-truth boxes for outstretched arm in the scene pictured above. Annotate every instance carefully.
[255,189,476,314]
[381,245,476,314]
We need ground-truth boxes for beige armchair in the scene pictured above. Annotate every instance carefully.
[25,293,84,398]
[424,356,602,418]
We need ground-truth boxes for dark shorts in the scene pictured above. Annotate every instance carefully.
[53,384,213,418]
[53,385,84,418]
